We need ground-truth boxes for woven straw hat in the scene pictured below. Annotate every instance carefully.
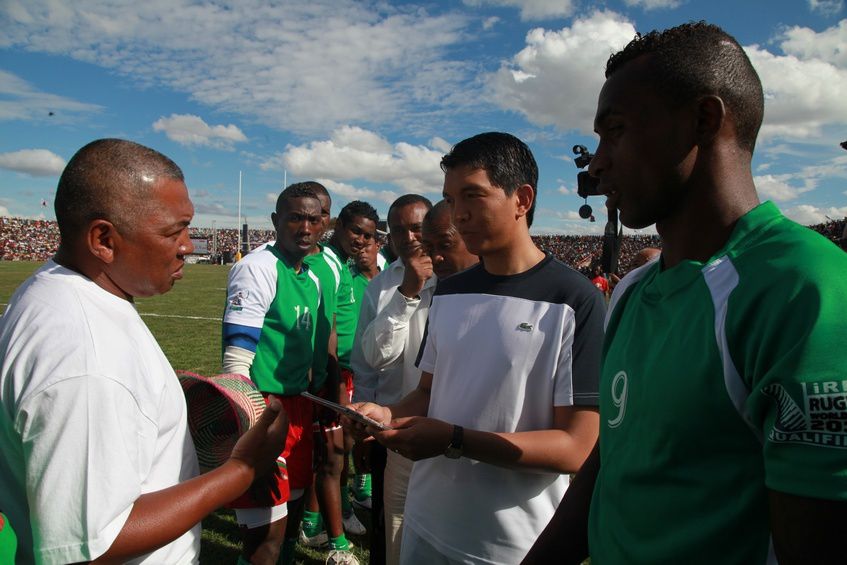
[176,371,266,472]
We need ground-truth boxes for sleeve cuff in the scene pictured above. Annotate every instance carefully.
[384,287,421,322]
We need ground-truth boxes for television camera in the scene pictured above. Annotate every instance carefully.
[573,144,601,219]
[572,144,622,274]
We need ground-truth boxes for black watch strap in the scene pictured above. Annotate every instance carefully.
[444,424,464,459]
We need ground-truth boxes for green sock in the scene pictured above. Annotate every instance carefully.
[341,484,353,514]
[278,537,297,565]
[353,474,371,499]
[329,533,350,551]
[302,509,323,537]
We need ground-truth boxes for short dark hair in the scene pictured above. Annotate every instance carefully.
[386,194,433,226]
[54,138,184,240]
[338,200,379,227]
[440,132,538,227]
[295,181,329,201]
[276,183,320,213]
[424,199,451,227]
[606,21,764,153]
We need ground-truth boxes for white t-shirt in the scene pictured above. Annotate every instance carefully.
[407,255,604,564]
[0,261,200,564]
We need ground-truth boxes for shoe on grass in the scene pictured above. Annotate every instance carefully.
[299,527,328,548]
[342,511,367,536]
[326,549,360,565]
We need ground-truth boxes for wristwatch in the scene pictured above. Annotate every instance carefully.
[444,424,464,459]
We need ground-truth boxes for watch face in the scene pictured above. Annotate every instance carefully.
[444,445,462,459]
[444,424,463,458]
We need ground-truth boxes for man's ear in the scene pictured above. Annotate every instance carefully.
[695,94,726,145]
[86,219,119,264]
[514,184,535,221]
[270,211,278,228]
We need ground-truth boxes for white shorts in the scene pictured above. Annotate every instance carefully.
[233,503,288,529]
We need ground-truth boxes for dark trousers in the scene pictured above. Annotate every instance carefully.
[369,442,387,565]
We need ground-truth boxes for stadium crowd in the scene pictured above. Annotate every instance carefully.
[0,217,60,263]
[3,216,843,276]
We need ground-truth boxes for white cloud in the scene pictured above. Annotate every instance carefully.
[463,0,576,21]
[0,149,66,176]
[488,11,637,134]
[320,179,399,207]
[488,12,847,145]
[781,203,847,225]
[193,202,230,216]
[1,1,474,135]
[754,174,808,202]
[429,137,453,154]
[0,205,10,216]
[264,126,445,196]
[622,0,682,10]
[153,114,247,150]
[777,19,847,67]
[807,0,844,17]
[750,21,847,140]
[482,16,500,30]
[0,69,102,123]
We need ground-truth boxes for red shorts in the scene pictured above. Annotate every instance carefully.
[341,368,354,401]
[229,393,314,509]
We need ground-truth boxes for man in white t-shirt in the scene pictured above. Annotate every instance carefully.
[0,138,287,564]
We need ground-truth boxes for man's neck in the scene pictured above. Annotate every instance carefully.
[273,242,306,272]
[657,175,759,269]
[326,237,346,261]
[54,246,134,301]
[306,242,323,257]
[481,231,545,276]
[358,265,379,280]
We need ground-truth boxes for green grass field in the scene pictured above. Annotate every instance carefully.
[1,261,371,564]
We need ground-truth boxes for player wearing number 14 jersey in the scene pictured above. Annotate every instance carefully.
[222,184,324,564]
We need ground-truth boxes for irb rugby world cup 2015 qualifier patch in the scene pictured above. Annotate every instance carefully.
[763,380,847,448]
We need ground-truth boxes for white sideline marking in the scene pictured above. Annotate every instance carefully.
[140,312,222,321]
[1,304,221,322]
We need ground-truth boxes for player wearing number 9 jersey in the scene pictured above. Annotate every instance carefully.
[593,201,847,563]
[525,21,847,565]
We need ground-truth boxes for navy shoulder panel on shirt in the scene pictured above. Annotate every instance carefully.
[434,253,599,307]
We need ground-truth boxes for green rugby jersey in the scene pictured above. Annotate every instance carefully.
[223,245,321,395]
[323,244,357,370]
[589,202,847,564]
[350,267,371,309]
[304,245,354,389]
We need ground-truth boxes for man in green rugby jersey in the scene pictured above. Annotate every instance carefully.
[327,200,383,518]
[223,183,324,565]
[296,183,362,565]
[525,21,847,565]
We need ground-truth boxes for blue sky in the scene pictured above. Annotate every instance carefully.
[1,0,845,234]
